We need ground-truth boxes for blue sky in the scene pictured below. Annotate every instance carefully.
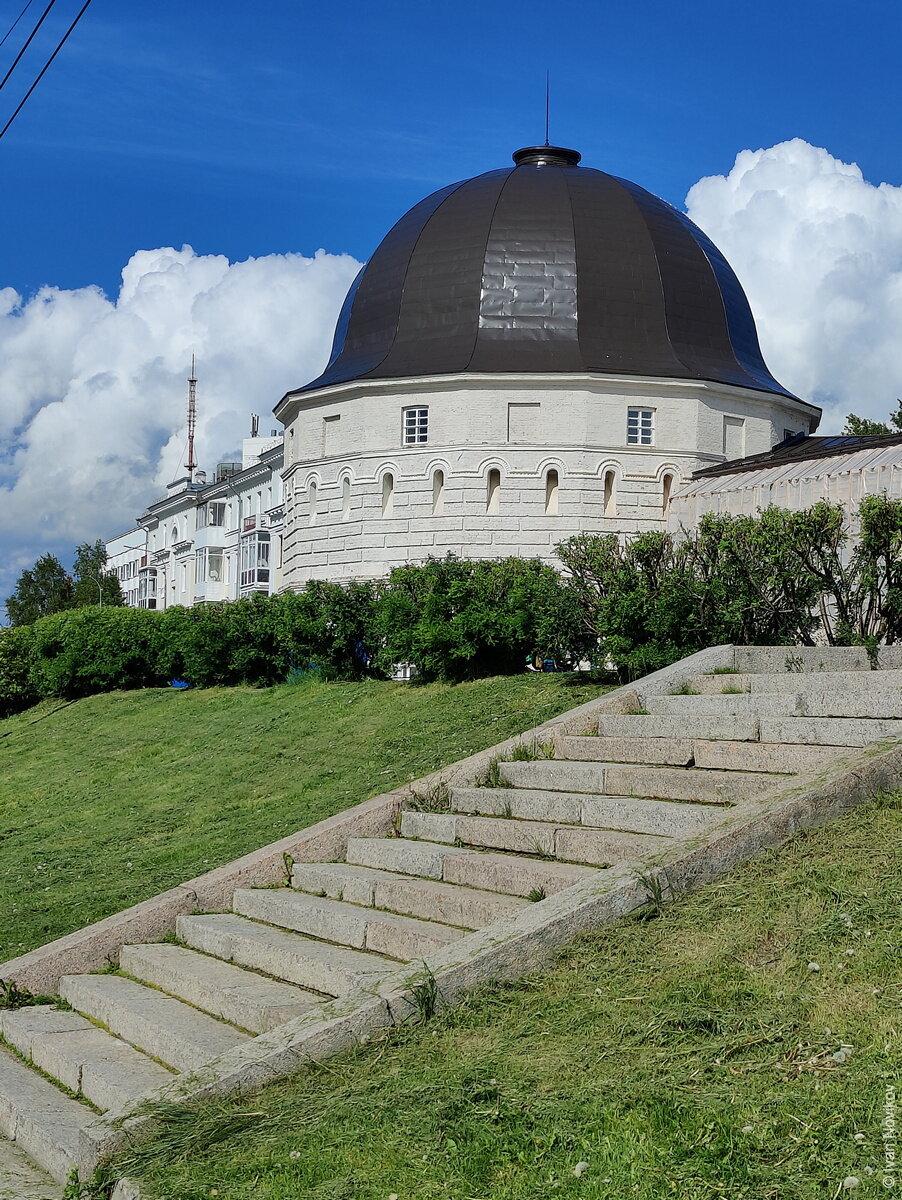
[3,0,900,298]
[1,0,901,603]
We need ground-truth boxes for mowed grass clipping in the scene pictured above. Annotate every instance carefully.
[0,673,606,958]
[119,798,902,1200]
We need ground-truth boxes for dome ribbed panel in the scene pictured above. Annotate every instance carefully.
[564,169,686,377]
[469,165,583,373]
[368,169,512,379]
[675,214,789,394]
[307,178,466,390]
[615,178,746,385]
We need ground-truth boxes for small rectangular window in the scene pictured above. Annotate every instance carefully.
[402,407,428,445]
[209,501,226,527]
[240,532,271,589]
[627,407,654,446]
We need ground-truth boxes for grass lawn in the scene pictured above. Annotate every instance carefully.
[0,673,606,960]
[115,796,902,1200]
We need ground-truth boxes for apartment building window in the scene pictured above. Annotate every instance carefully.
[402,407,428,445]
[195,549,224,584]
[240,532,270,589]
[627,407,654,446]
[138,569,157,609]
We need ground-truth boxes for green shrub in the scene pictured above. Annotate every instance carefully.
[373,555,591,682]
[0,624,39,716]
[27,606,167,699]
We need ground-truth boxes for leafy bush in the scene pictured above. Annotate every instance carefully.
[373,555,591,682]
[557,497,902,678]
[0,624,39,717]
[27,606,166,699]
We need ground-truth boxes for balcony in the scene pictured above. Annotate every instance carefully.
[243,515,257,532]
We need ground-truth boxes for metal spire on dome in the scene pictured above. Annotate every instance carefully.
[510,74,580,166]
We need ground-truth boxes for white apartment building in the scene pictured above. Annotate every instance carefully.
[108,434,284,610]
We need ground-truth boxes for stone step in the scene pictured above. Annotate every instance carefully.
[345,837,596,896]
[291,862,528,929]
[0,1133,63,1199]
[556,735,694,765]
[692,668,902,695]
[595,714,760,741]
[399,811,672,865]
[733,645,875,673]
[177,912,390,995]
[0,1006,172,1115]
[120,942,321,1034]
[496,760,774,803]
[691,740,848,773]
[688,673,752,694]
[758,716,902,747]
[450,787,725,838]
[799,692,902,719]
[232,888,466,960]
[58,973,248,1074]
[646,693,801,717]
[0,1046,94,1185]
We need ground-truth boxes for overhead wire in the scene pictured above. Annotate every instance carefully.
[0,0,37,49]
[0,0,94,141]
[0,0,58,91]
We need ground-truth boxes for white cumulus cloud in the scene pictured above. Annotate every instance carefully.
[686,138,902,431]
[0,245,360,603]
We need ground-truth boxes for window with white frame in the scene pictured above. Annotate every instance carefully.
[402,407,428,445]
[240,532,270,589]
[209,501,225,527]
[627,407,654,446]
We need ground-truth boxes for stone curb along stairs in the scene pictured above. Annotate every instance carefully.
[4,643,902,1198]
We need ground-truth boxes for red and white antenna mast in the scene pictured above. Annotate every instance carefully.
[186,354,198,481]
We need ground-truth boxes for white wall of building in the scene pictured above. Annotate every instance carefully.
[276,372,815,585]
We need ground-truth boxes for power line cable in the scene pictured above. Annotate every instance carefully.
[0,0,37,49]
[0,0,58,91]
[0,0,94,141]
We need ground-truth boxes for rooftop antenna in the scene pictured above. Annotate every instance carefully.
[186,354,198,482]
[545,71,550,145]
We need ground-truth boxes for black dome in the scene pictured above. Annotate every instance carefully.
[301,146,794,398]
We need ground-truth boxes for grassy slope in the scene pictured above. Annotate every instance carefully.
[120,798,902,1200]
[0,674,605,959]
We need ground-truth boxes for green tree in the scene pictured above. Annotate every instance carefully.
[842,399,902,437]
[71,540,124,609]
[5,553,73,626]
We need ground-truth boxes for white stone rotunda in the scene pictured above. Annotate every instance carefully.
[274,143,820,586]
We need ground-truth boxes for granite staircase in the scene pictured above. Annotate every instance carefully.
[4,648,902,1196]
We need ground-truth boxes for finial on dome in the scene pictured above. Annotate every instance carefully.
[512,145,581,167]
